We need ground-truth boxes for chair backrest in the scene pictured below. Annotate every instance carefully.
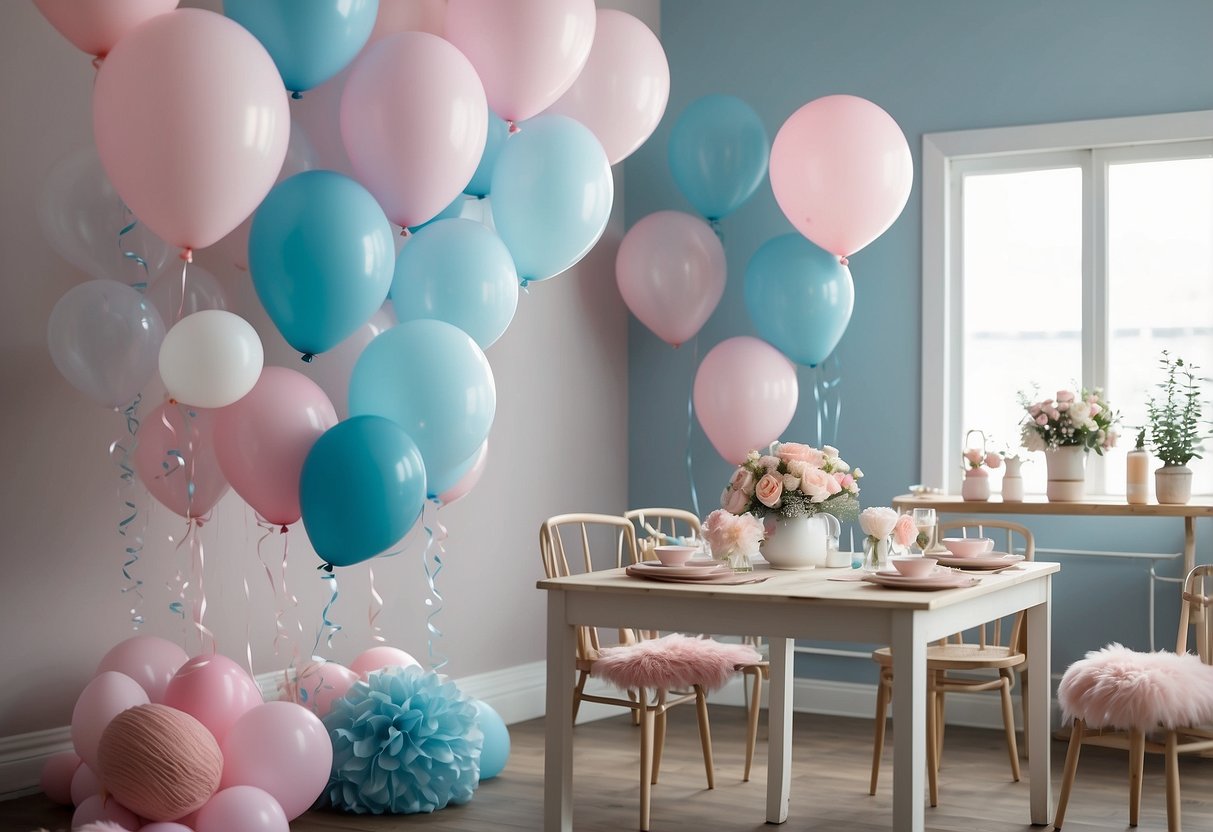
[540,513,641,661]
[1177,564,1213,662]
[624,507,702,563]
[938,519,1036,652]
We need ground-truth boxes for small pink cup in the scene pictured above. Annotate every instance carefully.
[890,556,938,578]
[941,537,994,558]
[655,545,697,566]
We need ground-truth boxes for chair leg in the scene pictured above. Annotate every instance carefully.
[572,671,588,724]
[935,683,946,765]
[870,671,890,795]
[694,685,715,790]
[1129,728,1145,827]
[1019,670,1029,761]
[1165,730,1181,832]
[998,669,1021,782]
[743,667,763,782]
[639,690,654,832]
[652,702,668,785]
[1053,719,1085,830]
[927,680,939,808]
[628,688,641,726]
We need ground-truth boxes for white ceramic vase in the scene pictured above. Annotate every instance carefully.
[1155,464,1192,505]
[1044,445,1086,502]
[761,513,840,570]
[1001,456,1024,502]
[961,468,990,501]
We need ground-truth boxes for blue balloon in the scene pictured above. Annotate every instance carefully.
[392,219,518,349]
[250,170,395,358]
[464,112,510,198]
[406,194,466,234]
[473,700,510,780]
[490,115,613,284]
[349,319,496,486]
[225,0,378,95]
[668,94,769,221]
[744,234,854,367]
[300,415,426,568]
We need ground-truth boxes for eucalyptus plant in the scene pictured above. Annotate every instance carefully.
[1146,352,1208,467]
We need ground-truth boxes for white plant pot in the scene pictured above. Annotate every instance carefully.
[1044,445,1086,502]
[761,514,840,570]
[1155,464,1193,505]
[961,469,990,501]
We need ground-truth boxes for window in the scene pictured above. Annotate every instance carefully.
[922,111,1213,496]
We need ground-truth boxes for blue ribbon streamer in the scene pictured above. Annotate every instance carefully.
[117,210,151,293]
[108,395,145,627]
[312,572,343,658]
[685,335,701,519]
[421,499,448,672]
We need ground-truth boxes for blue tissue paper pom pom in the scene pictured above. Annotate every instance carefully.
[323,665,483,814]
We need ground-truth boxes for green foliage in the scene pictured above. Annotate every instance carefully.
[1146,352,1208,467]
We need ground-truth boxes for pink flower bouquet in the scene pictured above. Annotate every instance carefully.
[1020,388,1119,454]
[720,442,862,522]
[702,509,764,559]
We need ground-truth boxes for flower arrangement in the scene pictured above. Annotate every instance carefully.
[963,448,1003,470]
[720,442,862,522]
[1146,352,1208,467]
[702,509,764,558]
[1020,388,1119,454]
[858,507,898,545]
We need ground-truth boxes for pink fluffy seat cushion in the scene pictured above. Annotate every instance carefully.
[591,633,762,692]
[1059,643,1213,732]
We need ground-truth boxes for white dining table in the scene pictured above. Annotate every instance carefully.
[539,560,1059,831]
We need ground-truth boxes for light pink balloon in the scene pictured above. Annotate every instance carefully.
[616,211,725,348]
[40,750,81,805]
[693,337,799,465]
[770,94,913,259]
[70,761,100,807]
[544,9,669,165]
[438,439,488,506]
[220,702,332,821]
[299,303,396,420]
[370,0,447,41]
[291,661,358,718]
[93,9,290,252]
[163,654,263,745]
[349,646,420,678]
[133,402,229,519]
[196,786,288,832]
[73,793,141,830]
[33,0,178,58]
[96,636,189,706]
[447,0,595,123]
[71,672,150,770]
[340,32,487,228]
[213,367,337,526]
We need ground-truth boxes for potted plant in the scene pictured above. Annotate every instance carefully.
[1146,352,1208,505]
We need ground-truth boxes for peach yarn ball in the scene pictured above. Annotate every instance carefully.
[97,703,223,821]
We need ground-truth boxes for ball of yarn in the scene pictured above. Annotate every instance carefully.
[323,665,482,814]
[97,703,223,821]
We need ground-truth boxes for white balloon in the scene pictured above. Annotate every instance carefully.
[159,310,264,408]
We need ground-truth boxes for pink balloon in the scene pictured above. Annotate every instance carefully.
[770,94,913,259]
[40,750,81,805]
[349,646,420,678]
[71,763,102,808]
[340,32,487,228]
[220,702,332,820]
[73,793,141,830]
[133,402,229,519]
[693,337,799,465]
[213,367,337,526]
[438,439,488,506]
[616,211,725,348]
[544,9,669,165]
[93,9,290,252]
[291,661,358,717]
[163,654,262,745]
[72,672,150,770]
[196,786,287,832]
[96,636,189,705]
[33,0,178,58]
[370,0,447,41]
[447,0,595,123]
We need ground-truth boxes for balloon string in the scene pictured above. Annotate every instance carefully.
[175,257,188,324]
[254,517,290,657]
[311,572,343,658]
[108,395,146,627]
[422,499,447,672]
[709,218,724,243]
[368,566,384,644]
[817,353,843,447]
[685,334,701,518]
[117,208,151,292]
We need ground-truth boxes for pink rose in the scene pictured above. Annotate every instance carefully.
[777,442,824,468]
[1089,403,1101,416]
[835,472,855,492]
[1057,401,1070,411]
[1057,390,1075,403]
[984,452,1001,469]
[723,488,749,515]
[754,473,783,508]
[1028,404,1042,417]
[758,455,781,472]
[729,467,757,496]
[1035,414,1048,426]
[893,514,916,548]
[963,448,982,465]
[799,468,834,502]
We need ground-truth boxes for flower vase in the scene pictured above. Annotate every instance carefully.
[720,545,755,573]
[1155,464,1192,505]
[1001,457,1024,502]
[862,535,893,572]
[961,468,990,501]
[761,514,839,570]
[1044,445,1086,501]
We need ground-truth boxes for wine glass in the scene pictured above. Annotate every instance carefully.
[911,508,937,556]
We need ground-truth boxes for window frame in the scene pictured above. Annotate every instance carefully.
[921,110,1213,494]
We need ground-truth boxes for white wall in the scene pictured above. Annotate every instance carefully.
[0,0,655,738]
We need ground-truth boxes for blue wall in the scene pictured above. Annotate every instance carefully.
[625,0,1213,681]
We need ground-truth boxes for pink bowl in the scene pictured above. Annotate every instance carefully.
[941,537,994,557]
[890,556,938,578]
[654,545,697,566]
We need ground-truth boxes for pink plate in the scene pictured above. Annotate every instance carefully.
[628,561,731,579]
[862,571,979,591]
[934,553,1025,570]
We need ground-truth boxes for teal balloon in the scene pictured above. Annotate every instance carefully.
[250,170,395,358]
[473,700,510,780]
[668,94,769,221]
[743,234,854,367]
[490,115,613,284]
[300,415,426,568]
[225,0,378,95]
[392,219,518,349]
[406,193,466,234]
[349,319,496,483]
[464,112,510,198]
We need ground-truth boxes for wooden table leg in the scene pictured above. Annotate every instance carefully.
[1185,517,1203,625]
[891,611,926,832]
[1027,579,1053,826]
[545,592,576,832]
[766,637,793,824]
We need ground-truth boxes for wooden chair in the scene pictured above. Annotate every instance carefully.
[1053,564,1213,832]
[624,507,771,782]
[870,519,1035,806]
[540,513,716,831]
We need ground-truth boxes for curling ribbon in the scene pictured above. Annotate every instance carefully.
[368,566,385,644]
[684,334,701,519]
[108,394,145,628]
[160,403,214,654]
[421,498,448,672]
[117,208,151,292]
[812,353,843,448]
[311,571,343,658]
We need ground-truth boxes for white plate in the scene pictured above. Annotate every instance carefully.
[629,561,731,579]
[863,571,979,591]
[935,553,1025,570]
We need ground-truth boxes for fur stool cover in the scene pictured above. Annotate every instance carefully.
[1059,642,1213,732]
[592,633,761,692]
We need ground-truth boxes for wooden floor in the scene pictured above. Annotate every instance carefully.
[5,705,1212,831]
